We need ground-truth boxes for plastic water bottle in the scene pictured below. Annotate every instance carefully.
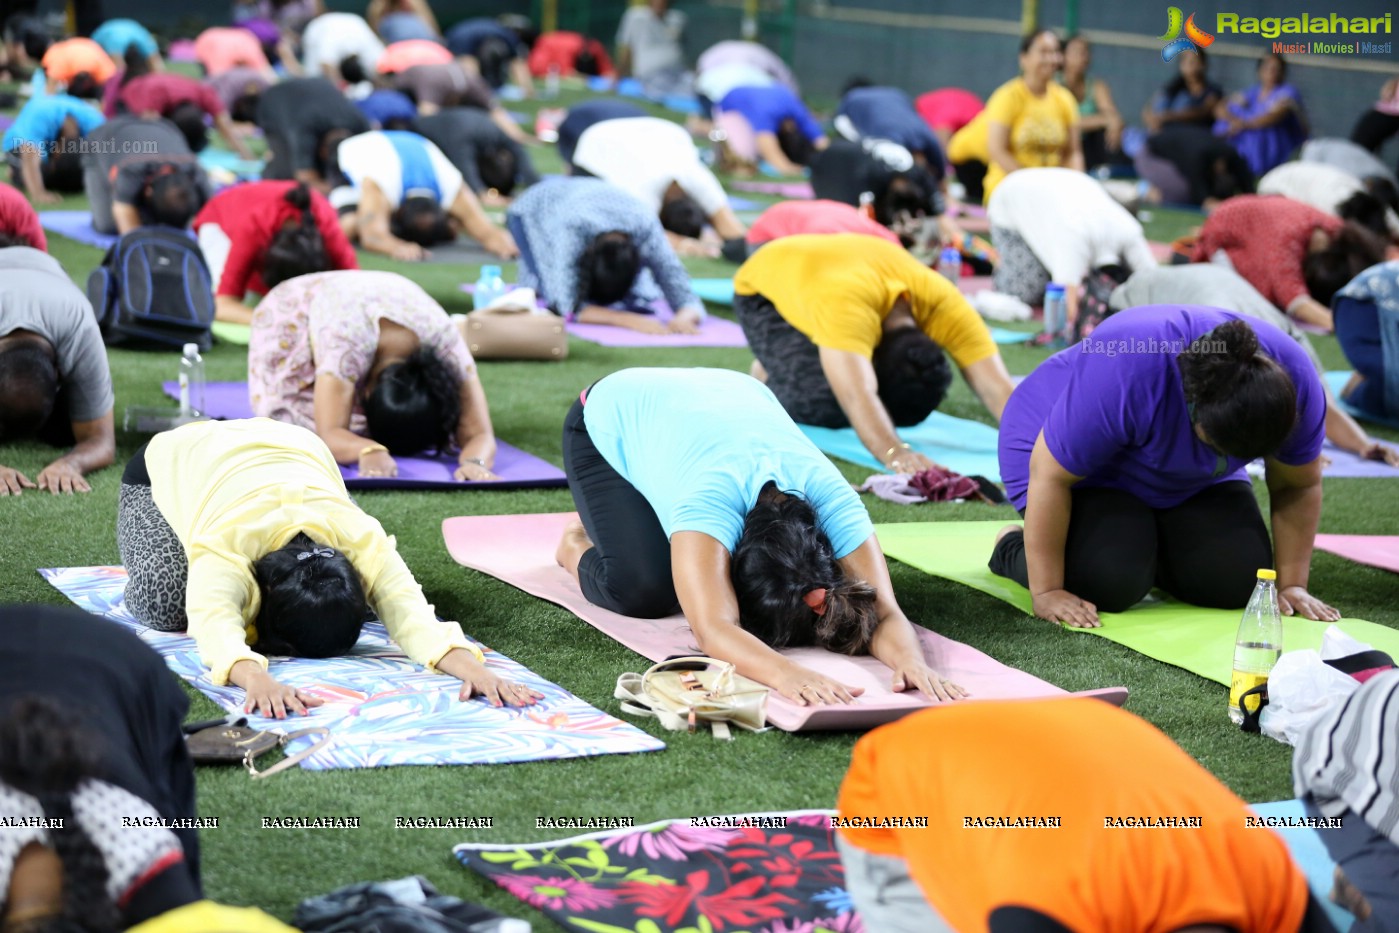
[473,265,507,311]
[858,190,876,221]
[1228,569,1283,725]
[545,64,560,100]
[178,343,204,418]
[937,247,962,284]
[1042,283,1068,348]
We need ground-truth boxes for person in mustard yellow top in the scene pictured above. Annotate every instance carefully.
[836,698,1337,933]
[947,29,1083,204]
[114,418,541,718]
[733,233,1014,475]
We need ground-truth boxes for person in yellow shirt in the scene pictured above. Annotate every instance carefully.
[733,233,1014,475]
[949,29,1083,204]
[115,418,541,718]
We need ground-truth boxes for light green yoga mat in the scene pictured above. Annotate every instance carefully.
[211,322,251,346]
[875,520,1399,686]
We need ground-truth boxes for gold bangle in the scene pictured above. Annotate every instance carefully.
[884,443,911,464]
[358,443,388,460]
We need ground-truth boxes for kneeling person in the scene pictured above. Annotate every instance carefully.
[82,115,212,235]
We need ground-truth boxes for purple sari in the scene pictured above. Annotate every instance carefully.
[1215,83,1307,176]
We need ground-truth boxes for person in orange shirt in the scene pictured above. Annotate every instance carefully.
[39,37,116,94]
[836,698,1337,933]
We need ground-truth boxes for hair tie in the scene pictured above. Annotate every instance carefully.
[297,547,337,561]
[802,588,829,617]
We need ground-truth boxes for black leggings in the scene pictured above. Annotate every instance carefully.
[562,396,680,618]
[1351,108,1399,154]
[988,482,1272,612]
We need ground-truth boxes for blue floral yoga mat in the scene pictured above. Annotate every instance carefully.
[801,411,1002,481]
[40,566,664,770]
[457,811,863,933]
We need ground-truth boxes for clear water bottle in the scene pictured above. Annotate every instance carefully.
[473,265,507,311]
[545,64,560,99]
[178,343,205,418]
[937,247,962,284]
[1042,283,1068,348]
[858,190,876,221]
[1228,569,1283,725]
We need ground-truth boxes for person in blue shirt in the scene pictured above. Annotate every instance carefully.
[90,18,164,74]
[355,88,417,130]
[445,17,533,96]
[835,83,946,178]
[557,367,968,706]
[3,92,106,203]
[715,83,827,176]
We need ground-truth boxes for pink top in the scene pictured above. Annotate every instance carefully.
[0,182,47,250]
[376,39,454,74]
[747,199,900,246]
[248,270,475,433]
[916,88,984,133]
[193,27,271,76]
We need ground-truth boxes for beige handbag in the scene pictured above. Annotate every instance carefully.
[615,657,769,740]
[458,305,568,361]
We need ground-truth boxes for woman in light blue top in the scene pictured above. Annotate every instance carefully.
[556,367,967,707]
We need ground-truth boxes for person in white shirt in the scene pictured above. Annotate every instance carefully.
[615,0,687,93]
[571,115,745,254]
[301,12,384,88]
[1258,161,1399,241]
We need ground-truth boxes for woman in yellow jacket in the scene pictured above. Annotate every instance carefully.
[115,418,540,718]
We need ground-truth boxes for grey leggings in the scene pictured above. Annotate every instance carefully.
[116,445,189,632]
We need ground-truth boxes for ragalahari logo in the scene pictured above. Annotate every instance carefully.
[1160,6,1215,61]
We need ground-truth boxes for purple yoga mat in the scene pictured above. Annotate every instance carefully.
[0,115,13,132]
[161,382,566,490]
[730,180,814,198]
[38,210,119,250]
[1320,442,1399,478]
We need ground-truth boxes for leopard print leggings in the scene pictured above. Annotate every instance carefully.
[116,483,189,632]
[991,225,1053,306]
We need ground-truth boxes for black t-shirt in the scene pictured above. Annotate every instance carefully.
[256,77,370,174]
[810,138,943,218]
[412,107,538,193]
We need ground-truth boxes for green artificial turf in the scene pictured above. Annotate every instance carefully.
[4,84,1399,928]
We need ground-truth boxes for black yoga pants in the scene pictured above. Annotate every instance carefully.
[561,396,680,618]
[988,481,1272,612]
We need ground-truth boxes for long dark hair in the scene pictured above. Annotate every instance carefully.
[252,532,368,658]
[119,42,152,88]
[731,482,878,654]
[0,697,122,933]
[1176,319,1297,461]
[262,183,330,288]
[1302,221,1387,305]
[363,346,462,455]
[1162,47,1207,101]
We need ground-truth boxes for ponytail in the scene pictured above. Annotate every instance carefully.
[1176,319,1297,461]
[262,183,331,289]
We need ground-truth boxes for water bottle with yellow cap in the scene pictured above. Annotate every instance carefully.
[1228,568,1282,725]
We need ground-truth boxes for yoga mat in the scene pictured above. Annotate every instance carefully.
[38,210,118,250]
[1250,800,1353,932]
[726,194,760,211]
[1315,534,1399,574]
[691,276,734,306]
[989,326,1033,344]
[457,811,860,933]
[441,512,1129,732]
[210,321,251,345]
[160,381,566,490]
[730,179,814,198]
[566,314,748,349]
[1325,370,1399,430]
[196,149,263,178]
[40,566,664,770]
[361,238,509,265]
[800,410,1002,481]
[1319,441,1399,478]
[0,115,13,132]
[873,520,1399,686]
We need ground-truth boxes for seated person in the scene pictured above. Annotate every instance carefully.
[1190,194,1387,332]
[1111,265,1398,467]
[0,246,115,495]
[1350,73,1399,155]
[991,309,1334,624]
[252,76,370,191]
[90,18,163,73]
[1300,136,1397,187]
[115,418,537,716]
[1140,48,1249,208]
[356,87,417,129]
[1334,260,1399,427]
[445,17,532,95]
[413,106,539,204]
[81,115,212,235]
[0,181,47,250]
[300,11,383,83]
[745,199,900,253]
[838,698,1337,932]
[374,38,452,75]
[1214,53,1308,179]
[506,176,703,334]
[571,115,746,252]
[1294,670,1399,933]
[1259,161,1399,241]
[248,270,497,481]
[615,0,687,94]
[713,83,827,177]
[193,26,274,78]
[39,37,116,94]
[527,30,613,79]
[194,180,358,325]
[835,83,946,174]
[555,98,646,167]
[733,234,1013,468]
[809,137,945,248]
[390,60,531,144]
[3,91,105,204]
[558,366,968,704]
[333,129,516,261]
[367,0,441,44]
[987,167,1157,323]
[114,70,255,158]
[1060,34,1123,170]
[915,87,983,151]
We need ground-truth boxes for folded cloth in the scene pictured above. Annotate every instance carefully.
[296,876,529,933]
[857,467,1006,505]
[972,290,1034,322]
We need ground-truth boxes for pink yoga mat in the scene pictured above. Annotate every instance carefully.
[730,180,814,199]
[442,512,1129,731]
[1149,240,1173,262]
[1315,535,1399,574]
[161,381,566,490]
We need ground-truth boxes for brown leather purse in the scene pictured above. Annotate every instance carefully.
[458,307,568,361]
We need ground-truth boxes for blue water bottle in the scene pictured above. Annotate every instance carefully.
[1043,283,1068,349]
[937,247,962,284]
[473,265,506,311]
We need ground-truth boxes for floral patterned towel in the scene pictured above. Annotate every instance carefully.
[455,811,863,933]
[40,566,665,770]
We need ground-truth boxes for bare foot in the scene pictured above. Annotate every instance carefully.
[995,524,1022,546]
[555,519,594,578]
[749,359,768,383]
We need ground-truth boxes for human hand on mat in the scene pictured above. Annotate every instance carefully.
[622,316,672,335]
[773,665,864,706]
[358,449,397,478]
[238,668,324,719]
[438,648,545,707]
[0,466,37,496]
[36,459,90,494]
[1362,441,1399,467]
[1033,589,1100,629]
[890,660,969,702]
[454,461,498,482]
[31,189,61,206]
[387,240,428,262]
[1279,586,1340,622]
[668,308,703,335]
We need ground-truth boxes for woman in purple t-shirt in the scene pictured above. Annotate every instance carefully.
[990,306,1337,628]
